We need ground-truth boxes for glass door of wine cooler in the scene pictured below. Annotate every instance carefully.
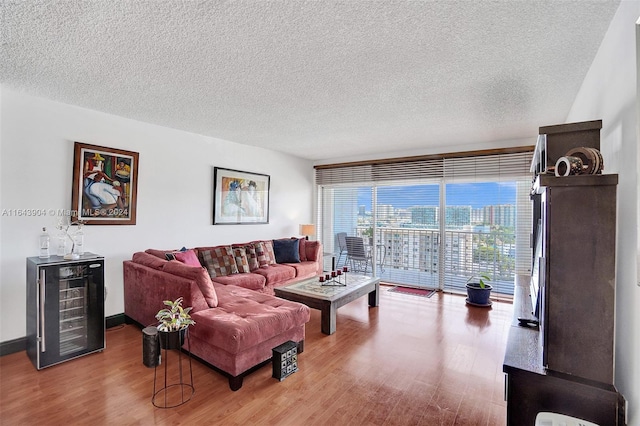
[58,265,89,356]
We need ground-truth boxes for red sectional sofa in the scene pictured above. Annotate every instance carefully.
[144,238,322,295]
[123,238,321,390]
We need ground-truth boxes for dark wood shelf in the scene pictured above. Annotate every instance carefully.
[539,119,602,135]
[503,276,544,376]
[532,173,618,194]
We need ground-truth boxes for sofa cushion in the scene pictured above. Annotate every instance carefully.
[132,251,169,270]
[232,246,250,273]
[172,249,201,267]
[211,272,266,291]
[200,246,239,278]
[284,260,318,279]
[163,261,218,308]
[190,284,310,354]
[273,238,300,263]
[295,237,307,262]
[253,264,296,286]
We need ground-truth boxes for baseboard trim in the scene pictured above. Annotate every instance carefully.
[106,313,126,329]
[0,337,27,357]
[1,313,127,357]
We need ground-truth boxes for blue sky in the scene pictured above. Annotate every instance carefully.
[358,182,516,210]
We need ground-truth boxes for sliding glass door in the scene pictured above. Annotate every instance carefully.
[441,181,525,294]
[316,151,533,296]
[373,183,441,288]
[318,186,373,271]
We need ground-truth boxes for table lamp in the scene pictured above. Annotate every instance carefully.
[299,224,316,240]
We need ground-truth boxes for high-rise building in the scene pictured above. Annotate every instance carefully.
[409,206,437,227]
[481,204,516,227]
[445,206,471,228]
[377,204,395,220]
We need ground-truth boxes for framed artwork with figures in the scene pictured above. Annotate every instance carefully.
[71,142,139,225]
[213,167,270,224]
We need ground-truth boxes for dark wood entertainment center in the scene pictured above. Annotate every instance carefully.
[502,120,626,425]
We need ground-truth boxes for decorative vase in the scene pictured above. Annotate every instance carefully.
[73,223,85,255]
[157,327,187,350]
[466,282,493,307]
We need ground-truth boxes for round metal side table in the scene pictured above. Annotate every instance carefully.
[152,328,194,408]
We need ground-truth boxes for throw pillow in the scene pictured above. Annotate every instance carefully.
[263,240,277,265]
[293,237,307,262]
[244,244,260,271]
[200,246,239,278]
[273,238,300,263]
[172,249,201,267]
[233,246,251,273]
[163,261,218,308]
[164,247,189,261]
[253,241,272,268]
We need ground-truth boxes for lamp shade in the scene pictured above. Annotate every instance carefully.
[299,224,316,238]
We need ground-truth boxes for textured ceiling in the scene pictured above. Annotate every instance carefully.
[1,1,621,161]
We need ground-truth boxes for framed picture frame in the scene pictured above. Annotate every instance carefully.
[71,142,139,225]
[213,167,270,224]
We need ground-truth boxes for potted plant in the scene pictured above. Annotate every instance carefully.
[465,273,493,307]
[155,297,195,349]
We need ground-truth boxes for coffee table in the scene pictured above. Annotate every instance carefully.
[274,274,380,335]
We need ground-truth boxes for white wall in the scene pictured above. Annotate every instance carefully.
[566,1,640,422]
[0,87,314,342]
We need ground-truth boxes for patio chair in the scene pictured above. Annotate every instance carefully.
[345,236,372,273]
[336,232,348,267]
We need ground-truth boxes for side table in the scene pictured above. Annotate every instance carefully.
[152,329,194,408]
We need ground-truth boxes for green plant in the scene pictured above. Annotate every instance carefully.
[362,227,373,238]
[155,297,195,332]
[466,273,492,289]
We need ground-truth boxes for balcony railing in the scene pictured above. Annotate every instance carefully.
[343,226,516,295]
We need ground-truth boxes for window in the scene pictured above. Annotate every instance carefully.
[316,149,533,296]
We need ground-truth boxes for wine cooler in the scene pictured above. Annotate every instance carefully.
[27,254,105,369]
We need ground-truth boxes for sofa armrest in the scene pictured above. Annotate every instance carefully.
[123,260,209,327]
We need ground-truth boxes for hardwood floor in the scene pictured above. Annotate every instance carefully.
[0,285,513,425]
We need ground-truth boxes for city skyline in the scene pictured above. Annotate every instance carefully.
[357,182,517,211]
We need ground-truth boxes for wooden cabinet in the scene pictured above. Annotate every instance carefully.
[503,120,625,425]
[537,173,618,384]
[504,278,625,425]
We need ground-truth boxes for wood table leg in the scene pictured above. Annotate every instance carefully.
[368,282,379,307]
[320,301,337,335]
